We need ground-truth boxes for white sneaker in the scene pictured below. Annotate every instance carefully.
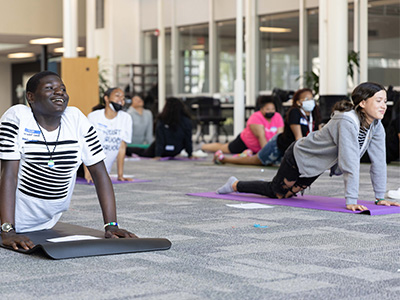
[179,149,188,157]
[193,149,208,158]
[388,188,400,200]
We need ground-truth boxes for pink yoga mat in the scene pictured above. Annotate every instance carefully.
[76,177,151,185]
[187,192,400,215]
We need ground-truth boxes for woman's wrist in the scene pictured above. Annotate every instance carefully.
[375,198,385,205]
[104,222,118,229]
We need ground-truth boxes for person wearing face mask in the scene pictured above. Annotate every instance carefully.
[217,82,400,212]
[202,96,284,155]
[214,88,321,166]
[84,87,133,182]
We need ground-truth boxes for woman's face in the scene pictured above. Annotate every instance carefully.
[296,91,313,107]
[359,89,387,124]
[106,88,125,106]
[132,95,144,108]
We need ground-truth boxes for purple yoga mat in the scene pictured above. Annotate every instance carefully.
[76,177,151,185]
[126,155,205,161]
[187,192,400,215]
[159,156,206,161]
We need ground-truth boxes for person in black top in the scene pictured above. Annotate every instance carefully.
[214,88,321,166]
[127,97,193,159]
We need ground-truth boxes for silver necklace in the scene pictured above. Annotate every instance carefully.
[35,120,61,168]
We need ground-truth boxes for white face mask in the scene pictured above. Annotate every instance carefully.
[302,99,315,112]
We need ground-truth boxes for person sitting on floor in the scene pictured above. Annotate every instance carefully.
[127,97,193,160]
[0,71,137,250]
[84,87,133,183]
[214,88,321,166]
[126,92,154,150]
[217,82,400,211]
[201,95,284,155]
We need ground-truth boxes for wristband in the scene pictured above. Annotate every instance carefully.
[375,198,385,205]
[104,222,118,228]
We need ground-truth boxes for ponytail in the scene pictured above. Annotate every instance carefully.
[331,99,370,129]
[332,100,353,112]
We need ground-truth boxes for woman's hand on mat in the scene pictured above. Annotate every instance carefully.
[346,204,368,211]
[85,173,94,184]
[117,175,133,182]
[105,226,138,239]
[1,231,35,250]
[376,200,400,207]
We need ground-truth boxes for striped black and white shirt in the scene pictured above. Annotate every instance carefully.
[0,105,106,233]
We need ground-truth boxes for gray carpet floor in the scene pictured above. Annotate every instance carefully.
[1,153,400,300]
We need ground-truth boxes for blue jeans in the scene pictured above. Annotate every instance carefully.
[257,134,282,166]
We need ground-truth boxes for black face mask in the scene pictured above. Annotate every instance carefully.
[109,102,123,112]
[264,112,275,119]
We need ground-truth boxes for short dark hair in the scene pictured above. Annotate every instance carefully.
[26,71,61,94]
[256,95,277,111]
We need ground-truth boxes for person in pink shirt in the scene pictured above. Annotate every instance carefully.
[202,96,284,154]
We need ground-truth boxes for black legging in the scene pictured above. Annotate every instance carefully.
[126,142,156,158]
[237,142,320,198]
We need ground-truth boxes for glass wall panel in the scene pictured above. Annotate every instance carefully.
[216,19,245,94]
[259,12,300,92]
[368,0,400,87]
[143,29,173,96]
[178,24,209,94]
[307,9,319,82]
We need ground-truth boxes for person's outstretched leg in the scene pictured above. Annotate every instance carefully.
[236,180,275,198]
[202,142,230,153]
[220,154,263,166]
[129,142,156,157]
[217,176,238,194]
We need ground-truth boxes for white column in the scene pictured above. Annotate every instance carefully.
[158,0,166,112]
[245,0,256,106]
[86,0,95,58]
[359,0,368,83]
[318,0,347,95]
[299,0,307,88]
[209,0,216,94]
[63,0,78,58]
[234,0,245,136]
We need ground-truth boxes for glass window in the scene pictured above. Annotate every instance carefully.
[143,29,173,96]
[178,24,209,94]
[216,20,245,94]
[259,12,300,92]
[368,0,400,87]
[307,9,319,82]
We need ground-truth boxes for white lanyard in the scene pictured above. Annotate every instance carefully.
[300,108,313,133]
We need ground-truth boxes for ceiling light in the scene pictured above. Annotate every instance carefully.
[7,52,35,59]
[30,37,63,45]
[53,46,85,53]
[259,26,292,33]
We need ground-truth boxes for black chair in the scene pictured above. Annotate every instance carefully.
[193,97,228,143]
[272,88,294,116]
[319,95,349,123]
